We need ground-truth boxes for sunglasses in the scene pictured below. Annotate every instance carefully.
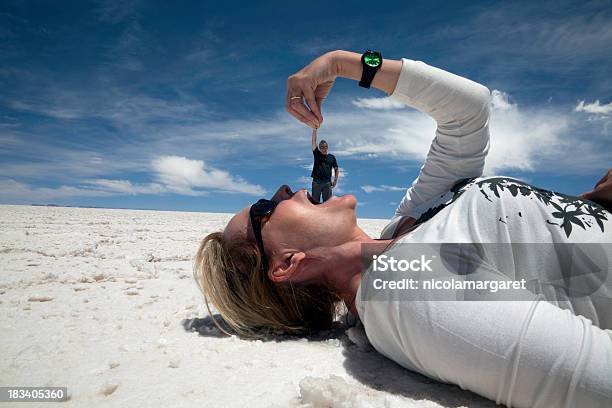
[249,198,278,270]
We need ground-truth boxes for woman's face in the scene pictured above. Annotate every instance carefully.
[223,185,358,262]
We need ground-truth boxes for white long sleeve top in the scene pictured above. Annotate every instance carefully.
[380,58,491,239]
[357,58,612,407]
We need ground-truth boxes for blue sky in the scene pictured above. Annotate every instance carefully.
[1,0,611,218]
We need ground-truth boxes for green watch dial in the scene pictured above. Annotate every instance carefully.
[364,53,382,67]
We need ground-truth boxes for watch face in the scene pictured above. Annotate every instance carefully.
[364,53,382,67]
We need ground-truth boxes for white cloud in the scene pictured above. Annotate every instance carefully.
[86,179,168,195]
[0,155,265,204]
[352,97,407,110]
[361,185,405,193]
[151,155,265,196]
[0,179,116,202]
[490,90,515,111]
[325,109,436,160]
[2,83,609,207]
[6,100,83,119]
[0,178,178,204]
[320,88,607,175]
[484,89,573,173]
[575,100,612,115]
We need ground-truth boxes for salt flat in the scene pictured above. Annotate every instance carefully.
[0,204,494,407]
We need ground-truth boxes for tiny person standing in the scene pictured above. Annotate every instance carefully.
[310,128,340,203]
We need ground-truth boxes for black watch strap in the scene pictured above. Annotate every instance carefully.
[359,50,383,89]
[359,67,377,88]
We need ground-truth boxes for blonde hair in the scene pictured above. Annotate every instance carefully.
[194,231,341,338]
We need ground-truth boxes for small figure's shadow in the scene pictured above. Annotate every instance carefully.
[182,314,497,407]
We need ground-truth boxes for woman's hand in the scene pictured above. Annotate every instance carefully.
[286,51,338,129]
[286,50,403,128]
[581,168,612,211]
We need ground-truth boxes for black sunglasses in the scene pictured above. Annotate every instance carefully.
[249,198,278,270]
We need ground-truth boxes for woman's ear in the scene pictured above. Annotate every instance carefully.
[268,251,306,283]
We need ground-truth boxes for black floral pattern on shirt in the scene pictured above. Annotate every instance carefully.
[415,177,477,225]
[475,177,608,238]
[415,177,609,239]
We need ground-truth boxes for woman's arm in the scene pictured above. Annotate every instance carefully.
[331,50,403,94]
[286,50,403,128]
[377,57,491,220]
[287,51,491,223]
[335,52,491,238]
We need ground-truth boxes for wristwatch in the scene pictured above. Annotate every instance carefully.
[358,50,383,88]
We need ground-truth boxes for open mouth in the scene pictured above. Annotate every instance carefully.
[306,191,320,205]
[287,188,320,205]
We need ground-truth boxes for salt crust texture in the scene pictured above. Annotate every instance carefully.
[0,205,495,407]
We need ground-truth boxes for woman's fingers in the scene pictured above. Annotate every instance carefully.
[286,53,337,127]
[286,93,318,128]
[286,96,319,128]
[286,80,320,128]
[293,99,320,128]
[285,100,308,124]
[286,87,309,126]
[302,87,323,124]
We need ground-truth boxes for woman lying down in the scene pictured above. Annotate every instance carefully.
[194,50,612,407]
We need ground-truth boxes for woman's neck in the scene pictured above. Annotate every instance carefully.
[309,235,395,317]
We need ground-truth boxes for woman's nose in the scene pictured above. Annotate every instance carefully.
[271,185,293,203]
